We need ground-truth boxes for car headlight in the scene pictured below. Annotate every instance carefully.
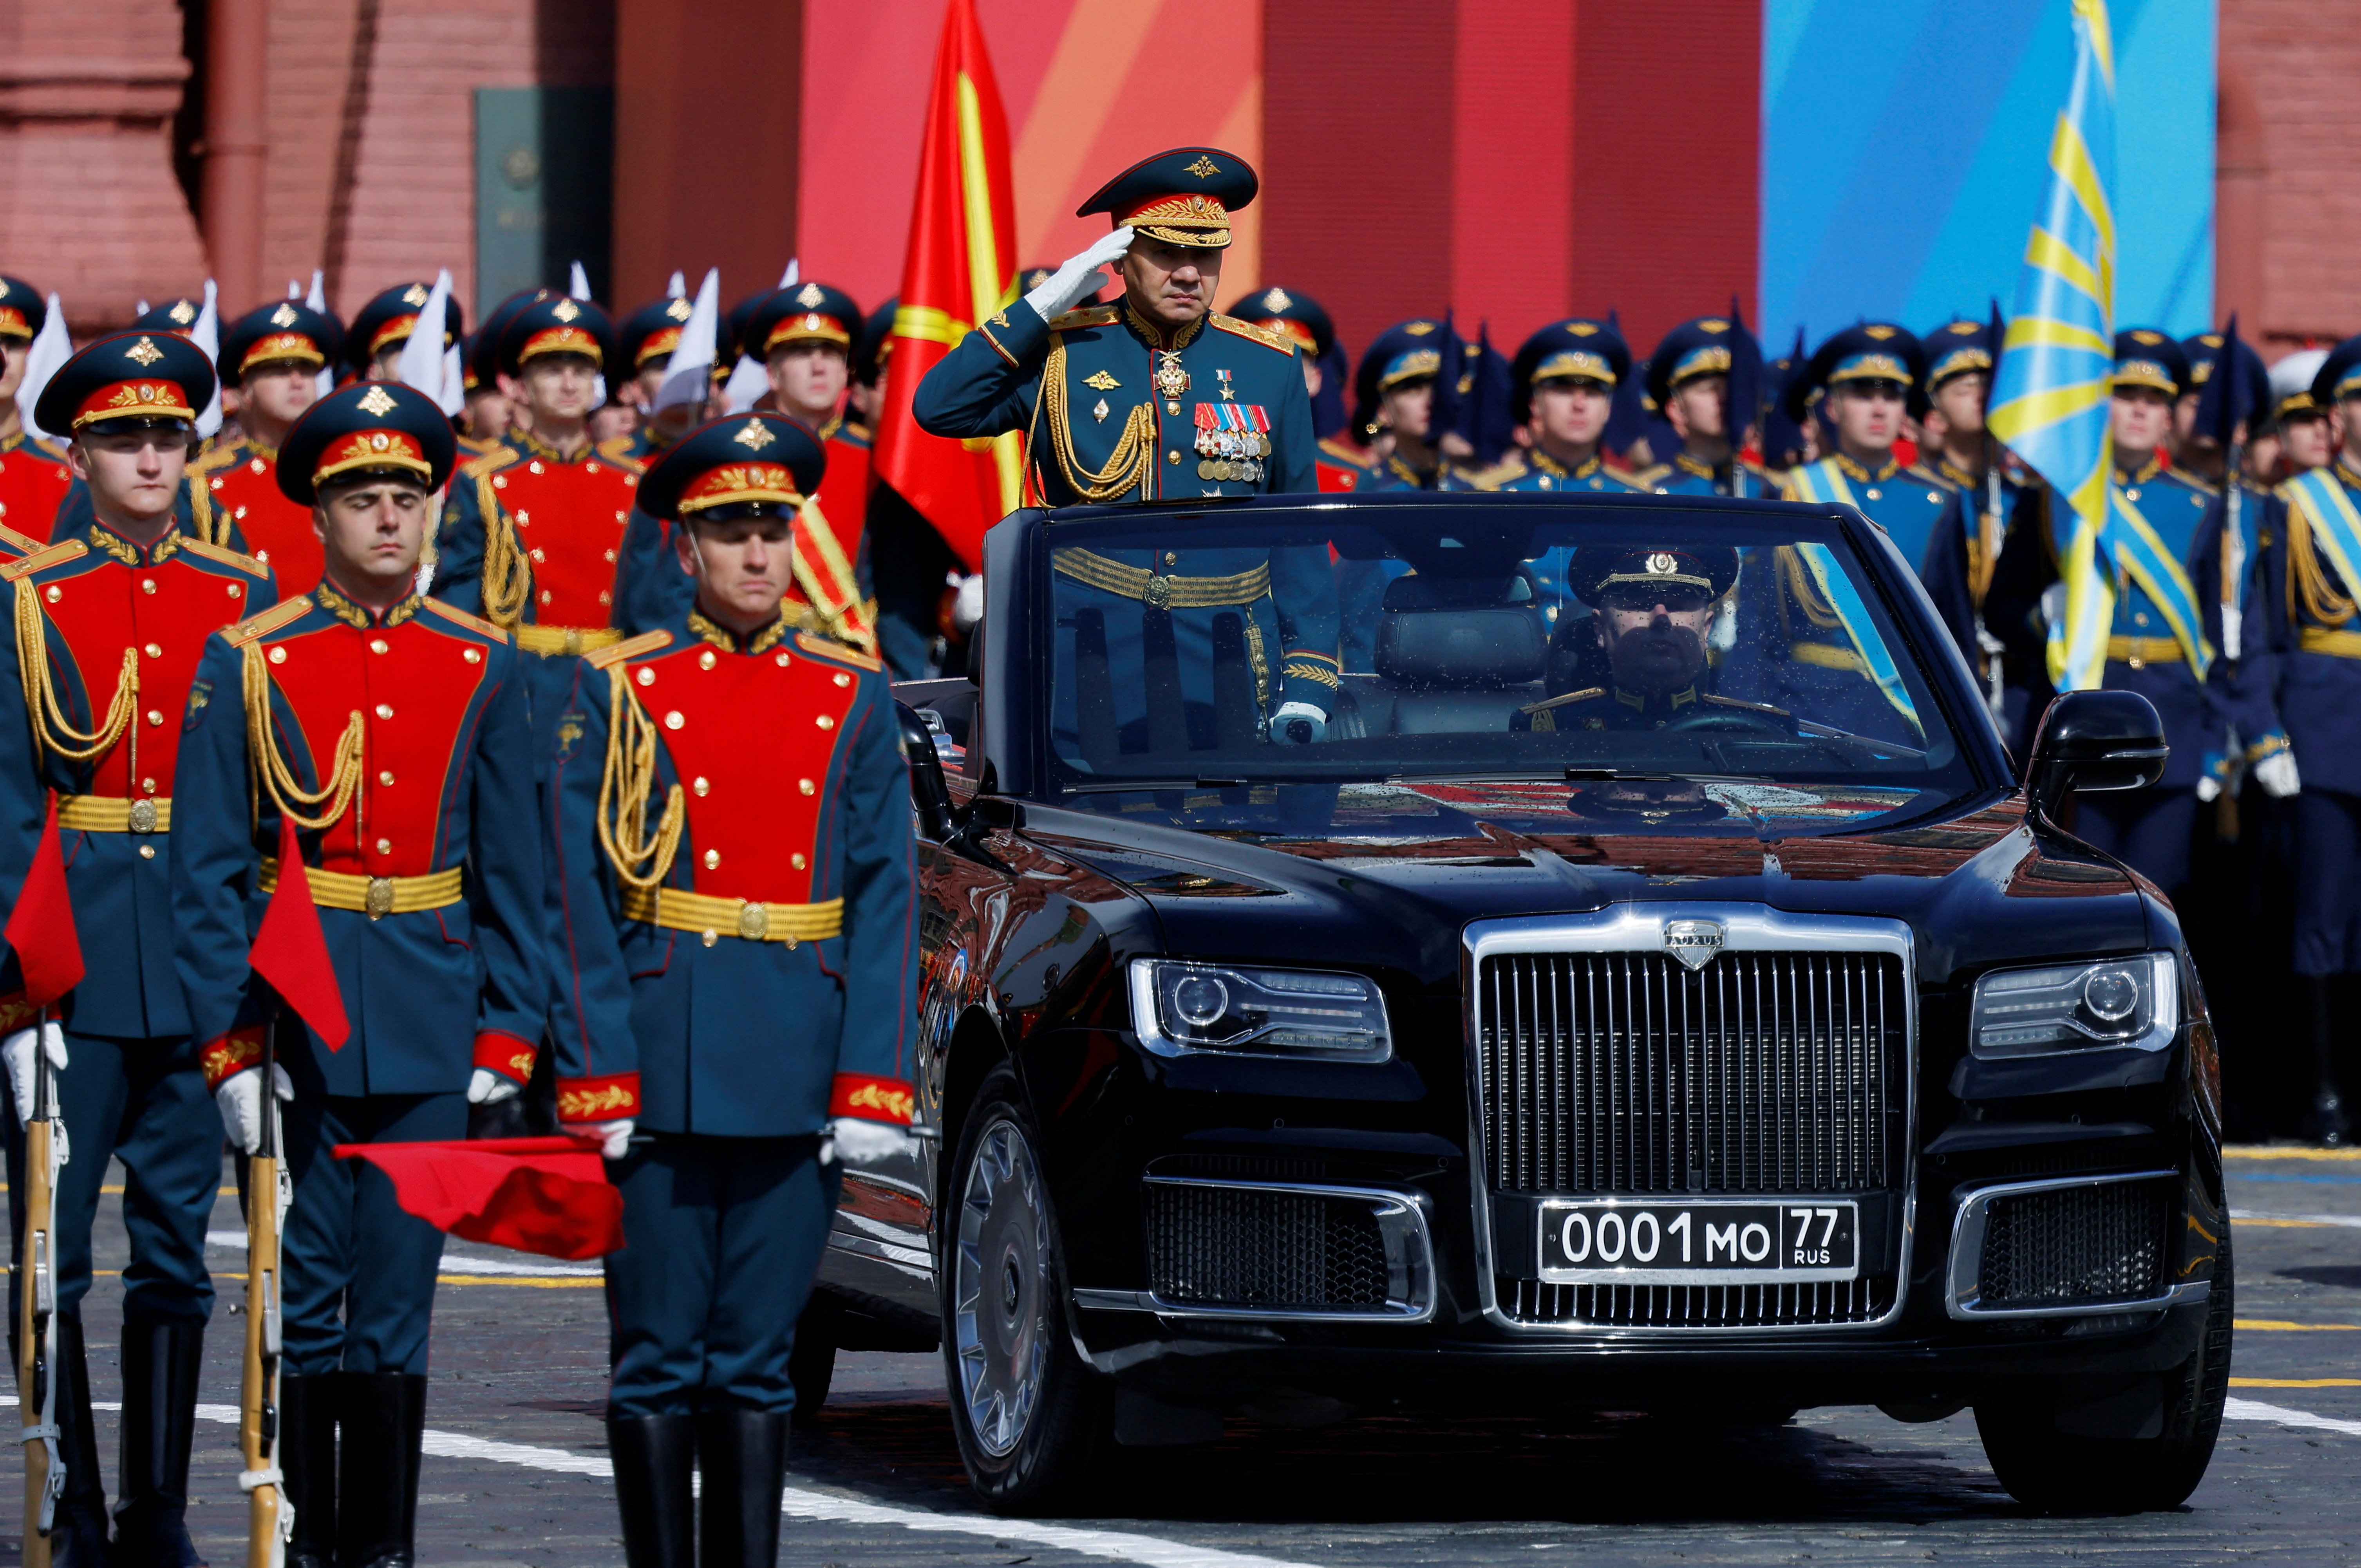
[1128,959,1392,1062]
[1968,952,2179,1059]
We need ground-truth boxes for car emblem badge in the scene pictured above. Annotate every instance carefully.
[1663,919,1724,971]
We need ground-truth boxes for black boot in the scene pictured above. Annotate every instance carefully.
[111,1315,207,1566]
[277,1373,339,1568]
[334,1373,427,1568]
[695,1407,789,1568]
[2303,975,2351,1145]
[606,1414,696,1568]
[47,1313,114,1568]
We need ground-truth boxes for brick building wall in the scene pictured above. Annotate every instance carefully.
[2218,0,2361,349]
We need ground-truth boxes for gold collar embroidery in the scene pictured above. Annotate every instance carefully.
[88,522,181,567]
[2336,457,2361,492]
[1831,452,1900,484]
[314,577,421,628]
[512,428,593,466]
[1613,684,1698,712]
[687,609,788,654]
[1674,452,1718,479]
[2115,455,2164,486]
[1122,303,1207,354]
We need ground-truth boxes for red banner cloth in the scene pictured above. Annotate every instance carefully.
[332,1136,626,1261]
[869,0,1019,571]
[7,792,83,1008]
[252,816,350,1048]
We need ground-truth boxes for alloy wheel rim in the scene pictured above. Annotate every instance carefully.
[953,1116,1052,1458]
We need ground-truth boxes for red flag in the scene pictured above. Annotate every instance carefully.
[870,0,1020,572]
[6,791,83,1008]
[333,1136,626,1261]
[251,815,350,1049]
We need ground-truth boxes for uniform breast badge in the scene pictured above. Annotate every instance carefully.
[1092,399,1110,423]
[1193,402,1271,482]
[1154,353,1190,403]
[1217,368,1236,401]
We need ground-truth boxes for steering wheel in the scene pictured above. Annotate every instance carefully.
[1661,706,1793,735]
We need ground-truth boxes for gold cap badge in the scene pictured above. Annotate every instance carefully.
[357,386,398,415]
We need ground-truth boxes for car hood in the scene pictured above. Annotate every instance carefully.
[1019,788,2150,992]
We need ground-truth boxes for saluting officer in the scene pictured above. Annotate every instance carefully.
[1235,286,1369,491]
[342,283,465,385]
[546,413,918,1568]
[914,146,1317,501]
[0,277,73,547]
[1638,316,1767,497]
[170,380,546,1566]
[181,300,343,591]
[0,331,278,1564]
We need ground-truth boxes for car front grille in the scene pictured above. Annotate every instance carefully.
[1977,1177,2172,1310]
[1475,950,1908,1195]
[1144,1182,1390,1310]
[1499,1275,1897,1329]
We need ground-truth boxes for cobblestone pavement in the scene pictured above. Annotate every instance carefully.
[6,1146,2359,1566]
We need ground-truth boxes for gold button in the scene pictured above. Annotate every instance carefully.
[235,506,248,519]
[141,777,155,793]
[692,777,710,796]
[44,585,59,602]
[370,638,388,654]
[145,709,162,726]
[604,549,617,563]
[1865,488,1881,500]
[586,461,601,474]
[228,584,242,598]
[529,548,546,563]
[833,672,850,688]
[815,714,835,730]
[538,590,553,605]
[791,852,807,870]
[144,643,162,658]
[141,578,157,594]
[598,591,612,605]
[2125,487,2140,501]
[776,652,790,666]
[463,648,481,664]
[268,647,286,664]
[515,509,529,524]
[1927,490,1940,503]
[375,838,391,854]
[635,668,654,686]
[211,477,224,490]
[493,475,508,489]
[529,461,545,475]
[1168,451,1181,464]
[1164,552,1179,565]
[665,710,684,730]
[785,935,799,951]
[701,930,718,948]
[699,650,716,670]
[251,456,266,474]
[798,778,815,796]
[375,703,394,719]
[703,848,720,869]
[139,844,155,860]
[379,770,395,786]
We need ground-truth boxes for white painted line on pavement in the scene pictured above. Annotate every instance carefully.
[2225,1396,2361,1438]
[2229,1209,2361,1230]
[139,1402,1320,1568]
[202,1230,601,1275]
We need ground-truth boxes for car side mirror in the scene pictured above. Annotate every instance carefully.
[2024,690,2169,819]
[896,701,956,840]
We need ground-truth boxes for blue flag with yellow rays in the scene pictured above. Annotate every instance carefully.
[1987,0,2117,692]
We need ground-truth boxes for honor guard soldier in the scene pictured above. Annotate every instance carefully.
[914,146,1318,502]
[0,331,278,1565]
[181,301,342,591]
[170,381,546,1566]
[135,297,206,337]
[1354,320,1461,491]
[614,293,701,461]
[546,413,918,1568]
[0,278,72,547]
[343,282,465,384]
[1494,319,1649,496]
[433,294,646,683]
[459,289,553,456]
[745,283,873,614]
[1640,316,1767,497]
[2272,351,2334,476]
[1237,286,1369,490]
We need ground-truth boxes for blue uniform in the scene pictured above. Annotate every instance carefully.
[1646,452,1778,499]
[547,611,917,1414]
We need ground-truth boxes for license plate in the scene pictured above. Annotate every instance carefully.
[1536,1198,1860,1285]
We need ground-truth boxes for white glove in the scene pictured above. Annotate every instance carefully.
[1024,228,1133,324]
[2255,748,2301,798]
[4,1021,65,1124]
[576,1118,633,1160]
[1270,701,1329,745]
[467,1067,522,1105]
[215,1064,294,1155]
[952,572,985,633]
[2195,774,2222,804]
[822,1118,914,1167]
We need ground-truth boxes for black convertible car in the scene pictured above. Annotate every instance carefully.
[795,489,2230,1516]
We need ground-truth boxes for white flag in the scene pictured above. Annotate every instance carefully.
[396,270,454,405]
[15,293,71,443]
[654,269,720,417]
[192,280,222,437]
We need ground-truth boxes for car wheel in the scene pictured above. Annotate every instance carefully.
[788,1298,837,1425]
[940,1067,1110,1512]
[1974,1223,2234,1513]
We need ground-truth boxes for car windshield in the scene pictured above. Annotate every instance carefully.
[1034,499,1985,836]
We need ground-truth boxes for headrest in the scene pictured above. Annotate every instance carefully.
[1374,576,1546,687]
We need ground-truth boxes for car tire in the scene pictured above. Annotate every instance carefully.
[788,1299,837,1425]
[1973,1223,2234,1513]
[939,1066,1111,1512]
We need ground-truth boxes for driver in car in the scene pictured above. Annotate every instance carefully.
[1511,545,1784,732]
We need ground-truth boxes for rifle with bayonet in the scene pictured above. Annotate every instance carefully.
[17,1005,63,1568]
[239,1021,293,1567]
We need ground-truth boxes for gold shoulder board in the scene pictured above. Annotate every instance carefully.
[1520,686,1605,715]
[594,436,648,474]
[177,535,271,578]
[585,629,673,670]
[0,522,43,556]
[1209,314,1299,356]
[794,630,883,672]
[1045,304,1121,332]
[223,594,315,647]
[2178,473,2221,497]
[0,540,89,582]
[188,442,244,476]
[419,598,513,642]
[460,446,520,481]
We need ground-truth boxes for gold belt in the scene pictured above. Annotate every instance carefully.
[516,624,625,657]
[1051,548,1271,611]
[57,795,170,833]
[2300,626,2361,658]
[1788,640,1866,673]
[619,885,843,947]
[258,856,465,919]
[2106,634,2184,667]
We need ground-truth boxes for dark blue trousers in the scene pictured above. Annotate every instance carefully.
[2292,789,2361,977]
[2076,786,2200,903]
[281,1091,465,1376]
[604,1134,839,1418]
[3,1031,217,1326]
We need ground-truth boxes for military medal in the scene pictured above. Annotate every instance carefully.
[1154,352,1190,401]
[1217,368,1236,401]
[1191,402,1270,483]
